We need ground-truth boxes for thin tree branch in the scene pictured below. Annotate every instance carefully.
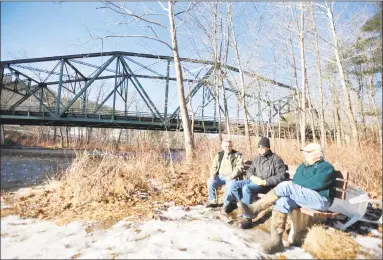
[157,1,168,12]
[100,34,173,50]
[103,2,169,30]
[174,2,199,16]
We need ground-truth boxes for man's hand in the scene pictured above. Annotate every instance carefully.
[250,175,267,186]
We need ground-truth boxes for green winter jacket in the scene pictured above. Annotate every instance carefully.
[292,158,336,203]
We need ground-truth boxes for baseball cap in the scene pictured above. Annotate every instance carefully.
[300,143,322,153]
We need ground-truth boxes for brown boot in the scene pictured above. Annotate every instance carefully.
[237,189,279,219]
[261,210,287,254]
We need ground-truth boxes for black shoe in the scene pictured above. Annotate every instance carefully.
[239,218,253,229]
[223,203,238,214]
[205,200,218,208]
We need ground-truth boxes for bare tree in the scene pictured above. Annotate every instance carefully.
[310,3,326,149]
[227,3,251,148]
[287,2,309,146]
[316,1,359,145]
[97,1,197,161]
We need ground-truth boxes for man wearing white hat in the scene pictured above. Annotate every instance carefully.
[237,143,336,254]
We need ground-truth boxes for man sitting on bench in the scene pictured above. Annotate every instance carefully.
[222,137,288,227]
[237,143,336,254]
[205,139,244,208]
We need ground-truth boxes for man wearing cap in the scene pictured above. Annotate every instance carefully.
[223,137,288,227]
[205,139,244,208]
[237,143,336,254]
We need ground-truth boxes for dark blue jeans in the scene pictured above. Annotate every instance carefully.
[230,179,270,205]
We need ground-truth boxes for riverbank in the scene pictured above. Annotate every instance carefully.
[1,192,382,259]
[0,146,184,158]
[0,147,184,192]
[1,143,382,259]
[0,147,76,157]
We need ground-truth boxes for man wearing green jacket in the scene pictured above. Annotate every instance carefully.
[237,143,336,254]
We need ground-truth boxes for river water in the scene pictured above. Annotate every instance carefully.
[0,148,184,192]
[1,153,74,191]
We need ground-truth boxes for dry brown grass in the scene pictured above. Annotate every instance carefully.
[0,208,17,218]
[5,136,382,225]
[302,225,361,259]
[324,143,382,199]
[8,147,211,224]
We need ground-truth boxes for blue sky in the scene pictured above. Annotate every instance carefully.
[1,2,200,60]
[1,1,265,121]
[1,1,380,123]
[1,2,162,59]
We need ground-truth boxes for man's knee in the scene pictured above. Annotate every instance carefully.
[277,180,293,189]
[274,196,297,213]
[274,180,293,196]
[230,180,240,189]
[242,184,251,194]
[207,179,214,187]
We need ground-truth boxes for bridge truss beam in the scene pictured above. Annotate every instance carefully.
[1,51,295,132]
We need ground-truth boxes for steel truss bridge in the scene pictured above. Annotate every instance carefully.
[0,51,294,133]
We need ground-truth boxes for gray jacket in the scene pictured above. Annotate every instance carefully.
[246,150,288,187]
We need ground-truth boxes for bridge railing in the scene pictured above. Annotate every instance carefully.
[0,105,223,123]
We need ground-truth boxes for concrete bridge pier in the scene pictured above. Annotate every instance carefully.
[0,125,4,146]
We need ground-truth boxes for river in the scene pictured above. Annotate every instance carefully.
[1,149,75,191]
[0,148,184,192]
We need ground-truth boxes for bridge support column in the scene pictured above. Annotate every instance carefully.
[0,124,4,146]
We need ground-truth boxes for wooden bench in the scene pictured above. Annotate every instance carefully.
[288,169,348,245]
[243,160,349,246]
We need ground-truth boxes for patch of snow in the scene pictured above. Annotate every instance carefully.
[1,206,315,259]
[354,235,382,259]
[13,187,34,199]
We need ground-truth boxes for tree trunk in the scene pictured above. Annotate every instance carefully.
[86,127,93,145]
[211,3,222,142]
[214,73,222,141]
[326,2,359,145]
[228,5,251,149]
[330,79,342,146]
[168,0,194,161]
[187,82,196,140]
[53,127,57,145]
[222,80,231,137]
[288,29,301,146]
[305,70,316,143]
[65,127,70,148]
[311,4,326,149]
[299,2,307,146]
[59,127,64,148]
[368,73,382,149]
[357,75,366,135]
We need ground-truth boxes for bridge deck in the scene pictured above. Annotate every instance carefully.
[0,108,219,132]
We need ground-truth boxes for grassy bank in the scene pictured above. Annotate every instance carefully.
[2,137,381,225]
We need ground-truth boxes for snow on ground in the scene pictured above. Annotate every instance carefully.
[1,205,313,259]
[353,233,382,258]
